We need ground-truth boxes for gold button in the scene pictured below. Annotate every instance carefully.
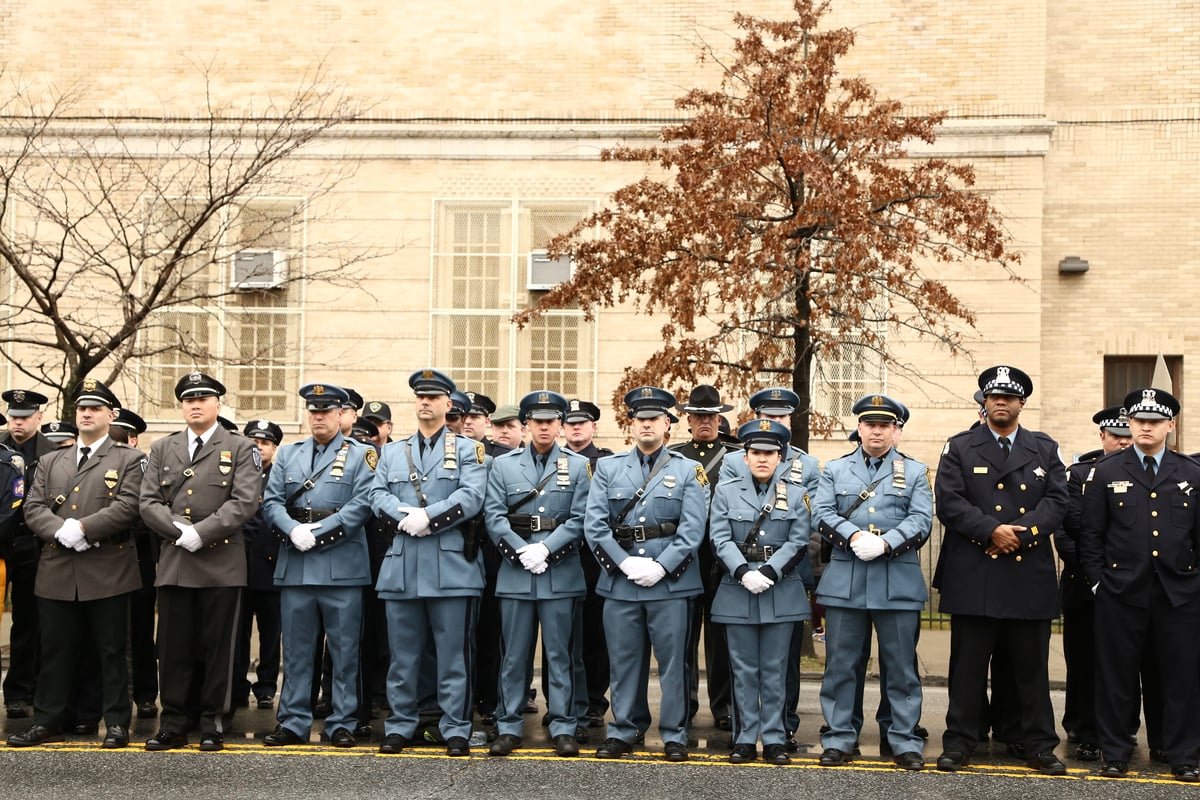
[1151,492,1158,498]
[1152,511,1159,517]
[1153,550,1159,557]
[73,487,80,493]
[187,489,193,495]
[1153,531,1159,537]
[185,508,191,515]
[995,505,1002,511]
[991,553,998,559]
[868,507,875,513]
[1016,555,1022,562]
[71,504,77,510]
[1118,501,1125,507]
[997,483,1005,490]
[1019,507,1026,514]
[1020,484,1027,491]
[222,481,228,487]
[1112,562,1118,568]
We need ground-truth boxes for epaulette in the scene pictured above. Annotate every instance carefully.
[1093,448,1127,465]
[831,449,859,462]
[948,428,975,441]
[1075,449,1103,464]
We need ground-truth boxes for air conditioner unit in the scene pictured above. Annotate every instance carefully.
[526,250,574,291]
[230,250,288,290]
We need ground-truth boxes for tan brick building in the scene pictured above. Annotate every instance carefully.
[1,1,1196,468]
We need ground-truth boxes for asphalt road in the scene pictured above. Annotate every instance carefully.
[0,684,1190,799]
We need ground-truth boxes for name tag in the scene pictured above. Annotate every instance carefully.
[973,466,989,474]
[1108,481,1132,494]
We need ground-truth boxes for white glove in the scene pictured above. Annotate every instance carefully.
[633,560,667,588]
[1092,582,1099,595]
[619,555,654,580]
[517,542,550,572]
[398,506,431,537]
[72,536,91,552]
[529,561,549,575]
[173,521,203,553]
[289,523,319,552]
[850,533,887,561]
[740,570,774,594]
[55,519,85,549]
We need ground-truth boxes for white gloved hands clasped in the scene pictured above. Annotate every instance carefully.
[172,521,203,553]
[517,542,550,573]
[397,506,431,537]
[55,518,86,550]
[289,522,320,552]
[850,532,887,562]
[740,570,774,594]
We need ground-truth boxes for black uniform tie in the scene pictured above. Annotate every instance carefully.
[1144,455,1156,481]
[998,436,1011,459]
[191,436,203,462]
[77,446,91,470]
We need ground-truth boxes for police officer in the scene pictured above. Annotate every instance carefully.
[0,388,54,719]
[720,387,821,749]
[362,401,394,446]
[446,391,470,435]
[933,366,1068,775]
[562,399,615,728]
[813,395,933,770]
[710,419,813,765]
[40,421,78,447]
[670,384,740,731]
[232,419,285,711]
[6,380,145,748]
[1054,406,1131,762]
[139,372,262,752]
[586,386,708,762]
[1081,389,1200,781]
[262,385,376,747]
[485,390,591,757]
[368,369,487,756]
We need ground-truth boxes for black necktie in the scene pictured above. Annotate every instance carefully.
[312,446,323,470]
[191,436,203,462]
[641,454,651,481]
[998,436,1011,459]
[866,457,881,477]
[77,446,91,470]
[1145,455,1157,481]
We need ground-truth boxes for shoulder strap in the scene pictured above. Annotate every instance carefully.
[843,473,889,518]
[283,443,343,507]
[404,439,429,508]
[613,451,672,524]
[507,468,558,515]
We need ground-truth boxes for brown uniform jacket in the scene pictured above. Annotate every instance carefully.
[24,438,146,601]
[139,426,260,588]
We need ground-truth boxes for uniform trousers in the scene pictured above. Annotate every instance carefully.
[278,586,361,736]
[1061,601,1097,745]
[35,594,131,731]
[603,596,695,745]
[942,614,1058,756]
[1094,582,1200,765]
[726,622,792,746]
[3,538,40,703]
[821,607,922,755]
[233,589,281,703]
[687,552,730,723]
[156,585,242,733]
[498,597,579,738]
[383,596,477,741]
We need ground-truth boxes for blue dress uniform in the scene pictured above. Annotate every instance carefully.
[261,386,375,745]
[1080,389,1200,780]
[484,391,590,755]
[932,366,1067,773]
[710,420,812,764]
[368,369,487,753]
[718,387,821,742]
[586,387,708,759]
[813,395,933,767]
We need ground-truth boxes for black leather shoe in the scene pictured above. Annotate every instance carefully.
[783,736,799,752]
[7,725,64,747]
[819,747,852,766]
[574,725,591,744]
[313,700,332,719]
[263,726,306,746]
[664,741,688,762]
[102,725,129,749]
[716,716,732,731]
[1027,750,1066,775]
[255,697,275,710]
[730,743,757,763]
[596,737,632,758]
[894,751,925,771]
[145,729,188,751]
[586,711,605,728]
[136,702,158,719]
[1099,760,1128,777]
[71,722,99,735]
[763,743,790,765]
[446,736,470,756]
[5,702,29,719]
[199,731,224,752]
[914,724,929,739]
[353,723,373,739]
[1074,743,1100,761]
[329,728,356,748]
[1174,764,1200,783]
[378,734,409,754]
[488,733,521,756]
[936,750,968,771]
[1005,742,1028,760]
[553,734,580,757]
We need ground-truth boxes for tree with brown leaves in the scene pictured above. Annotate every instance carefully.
[515,0,1019,448]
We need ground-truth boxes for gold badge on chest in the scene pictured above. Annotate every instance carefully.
[104,469,118,490]
[219,450,232,475]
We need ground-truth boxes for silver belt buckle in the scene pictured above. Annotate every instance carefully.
[761,544,774,560]
[529,516,542,532]
[633,526,647,542]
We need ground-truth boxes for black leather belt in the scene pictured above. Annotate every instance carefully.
[287,507,336,524]
[507,514,561,536]
[614,522,677,549]
[736,542,775,562]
